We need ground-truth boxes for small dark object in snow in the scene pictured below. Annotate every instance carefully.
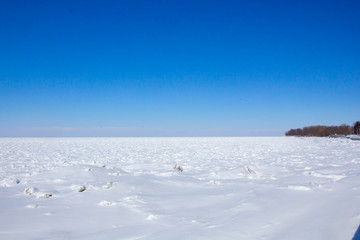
[173,164,183,172]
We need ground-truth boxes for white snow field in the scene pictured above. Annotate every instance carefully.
[1,137,360,240]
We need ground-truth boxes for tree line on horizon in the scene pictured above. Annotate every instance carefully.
[285,121,360,137]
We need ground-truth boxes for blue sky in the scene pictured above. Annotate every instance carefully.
[0,0,359,137]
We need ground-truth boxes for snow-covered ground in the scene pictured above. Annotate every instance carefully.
[0,137,360,240]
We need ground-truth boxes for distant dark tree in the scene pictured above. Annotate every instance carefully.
[285,124,353,137]
[354,121,360,135]
[285,128,302,136]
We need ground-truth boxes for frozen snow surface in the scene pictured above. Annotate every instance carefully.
[1,137,360,240]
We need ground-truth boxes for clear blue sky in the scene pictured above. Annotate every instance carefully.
[0,0,359,137]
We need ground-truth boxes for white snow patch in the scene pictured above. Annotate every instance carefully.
[146,214,158,221]
[311,172,346,182]
[288,185,312,191]
[0,137,359,240]
[25,204,38,209]
[98,200,117,206]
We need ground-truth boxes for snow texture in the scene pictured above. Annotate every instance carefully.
[0,137,360,239]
